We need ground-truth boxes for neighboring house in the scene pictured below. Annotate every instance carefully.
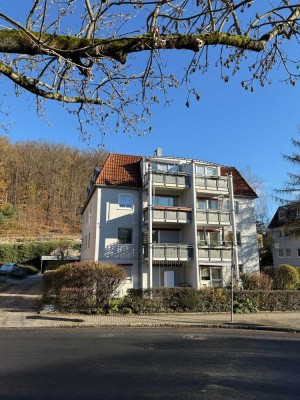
[269,204,300,267]
[81,150,259,294]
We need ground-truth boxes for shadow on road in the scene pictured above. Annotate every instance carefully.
[26,315,84,323]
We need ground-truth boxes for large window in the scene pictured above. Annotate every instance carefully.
[118,194,133,209]
[152,162,179,173]
[118,228,132,244]
[198,230,221,245]
[197,198,219,210]
[196,165,218,176]
[200,266,222,287]
[153,195,177,207]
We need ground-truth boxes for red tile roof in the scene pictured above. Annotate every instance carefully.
[94,153,256,197]
[95,153,142,187]
[221,166,257,198]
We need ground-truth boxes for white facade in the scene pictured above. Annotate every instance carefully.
[81,152,260,293]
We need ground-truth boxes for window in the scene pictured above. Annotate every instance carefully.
[153,195,177,207]
[278,249,284,257]
[198,230,221,245]
[278,210,285,219]
[152,162,179,173]
[276,230,282,238]
[197,198,219,210]
[118,228,132,244]
[286,248,291,257]
[118,194,133,209]
[200,266,222,287]
[298,249,300,257]
[196,165,218,176]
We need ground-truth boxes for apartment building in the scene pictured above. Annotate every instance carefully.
[81,150,259,293]
[269,204,300,267]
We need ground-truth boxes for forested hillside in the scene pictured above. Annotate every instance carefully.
[0,136,107,238]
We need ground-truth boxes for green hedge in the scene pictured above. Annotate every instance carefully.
[117,288,300,314]
[0,240,79,265]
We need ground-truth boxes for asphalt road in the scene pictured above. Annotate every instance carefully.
[1,328,300,400]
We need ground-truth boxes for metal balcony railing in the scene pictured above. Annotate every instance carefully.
[196,210,231,225]
[144,244,193,261]
[104,243,135,259]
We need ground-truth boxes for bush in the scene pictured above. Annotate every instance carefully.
[240,272,273,290]
[42,261,126,312]
[272,264,299,290]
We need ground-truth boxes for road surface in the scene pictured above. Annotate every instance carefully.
[0,328,299,400]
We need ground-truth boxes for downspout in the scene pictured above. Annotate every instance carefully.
[148,164,153,289]
[228,174,239,281]
[191,161,200,289]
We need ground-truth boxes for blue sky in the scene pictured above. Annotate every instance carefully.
[1,3,299,219]
[3,61,298,219]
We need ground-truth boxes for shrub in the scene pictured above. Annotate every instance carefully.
[272,264,299,290]
[240,272,273,290]
[42,261,126,312]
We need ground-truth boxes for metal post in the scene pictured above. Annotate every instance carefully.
[148,164,153,289]
[231,241,234,323]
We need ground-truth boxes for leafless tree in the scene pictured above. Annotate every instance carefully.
[1,1,300,137]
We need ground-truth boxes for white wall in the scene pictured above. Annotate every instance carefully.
[81,189,100,261]
[235,197,260,273]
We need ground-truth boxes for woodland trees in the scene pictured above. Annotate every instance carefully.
[0,136,107,236]
[0,1,300,138]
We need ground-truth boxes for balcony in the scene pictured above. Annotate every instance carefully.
[198,243,232,262]
[196,210,231,226]
[144,244,193,261]
[144,207,192,224]
[195,176,229,194]
[145,171,190,189]
[104,243,135,259]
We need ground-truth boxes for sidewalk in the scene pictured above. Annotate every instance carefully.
[1,310,300,331]
[1,276,300,331]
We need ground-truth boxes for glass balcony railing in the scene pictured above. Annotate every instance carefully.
[198,243,232,262]
[195,176,229,193]
[143,207,192,224]
[196,210,231,225]
[143,244,193,261]
[144,172,190,188]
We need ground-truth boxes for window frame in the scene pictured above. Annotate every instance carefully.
[153,195,178,207]
[118,228,133,244]
[197,198,220,210]
[278,248,284,258]
[152,162,179,173]
[196,165,218,176]
[118,193,133,210]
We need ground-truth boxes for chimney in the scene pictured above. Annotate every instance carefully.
[154,148,162,157]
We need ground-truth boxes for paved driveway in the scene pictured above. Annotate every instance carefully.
[0,275,43,313]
